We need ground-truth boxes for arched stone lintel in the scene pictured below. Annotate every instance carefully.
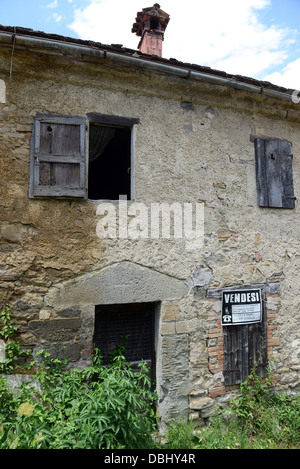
[45,261,188,307]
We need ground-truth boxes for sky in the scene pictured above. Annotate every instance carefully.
[1,0,300,90]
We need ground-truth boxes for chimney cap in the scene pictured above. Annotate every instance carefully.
[132,4,170,37]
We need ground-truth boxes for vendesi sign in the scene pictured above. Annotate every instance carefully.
[221,289,262,326]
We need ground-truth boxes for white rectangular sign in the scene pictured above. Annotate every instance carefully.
[221,289,262,326]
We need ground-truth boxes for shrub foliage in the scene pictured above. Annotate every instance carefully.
[0,350,158,449]
[0,305,299,449]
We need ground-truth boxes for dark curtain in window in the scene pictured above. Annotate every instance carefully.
[89,125,115,163]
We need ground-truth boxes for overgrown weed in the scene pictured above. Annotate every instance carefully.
[0,349,158,449]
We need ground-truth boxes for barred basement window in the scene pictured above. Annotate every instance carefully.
[93,302,157,383]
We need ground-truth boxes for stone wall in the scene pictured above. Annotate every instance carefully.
[0,41,299,425]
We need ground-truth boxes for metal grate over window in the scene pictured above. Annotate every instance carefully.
[93,303,156,378]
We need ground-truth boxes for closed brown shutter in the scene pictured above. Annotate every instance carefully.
[223,300,267,386]
[29,114,86,199]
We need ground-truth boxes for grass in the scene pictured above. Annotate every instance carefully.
[162,367,300,450]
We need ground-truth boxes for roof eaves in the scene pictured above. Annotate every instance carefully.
[0,25,295,98]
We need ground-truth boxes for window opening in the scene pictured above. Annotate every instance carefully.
[88,123,131,200]
[30,113,139,200]
[93,302,157,384]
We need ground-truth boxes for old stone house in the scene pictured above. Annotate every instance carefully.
[0,4,299,426]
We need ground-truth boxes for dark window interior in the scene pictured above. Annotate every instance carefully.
[88,123,131,200]
[93,302,156,383]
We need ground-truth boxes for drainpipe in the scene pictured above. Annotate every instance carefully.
[0,30,294,103]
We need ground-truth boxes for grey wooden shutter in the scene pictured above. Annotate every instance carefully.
[29,114,86,199]
[254,137,295,208]
[223,300,267,386]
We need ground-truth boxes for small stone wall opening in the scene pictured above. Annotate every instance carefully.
[93,302,158,384]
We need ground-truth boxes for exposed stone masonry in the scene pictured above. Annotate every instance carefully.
[0,30,299,426]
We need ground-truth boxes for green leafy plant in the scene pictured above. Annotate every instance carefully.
[108,335,129,363]
[161,365,299,450]
[0,375,15,416]
[1,337,299,449]
[0,305,26,374]
[195,365,300,449]
[0,349,158,449]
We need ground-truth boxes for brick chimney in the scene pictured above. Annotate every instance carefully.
[132,3,170,57]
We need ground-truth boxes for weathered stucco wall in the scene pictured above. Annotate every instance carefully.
[0,42,299,424]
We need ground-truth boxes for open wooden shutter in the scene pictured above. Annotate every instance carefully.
[223,301,267,386]
[29,114,86,199]
[254,137,295,208]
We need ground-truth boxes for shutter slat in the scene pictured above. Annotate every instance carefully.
[37,155,83,163]
[254,138,269,207]
[265,139,283,207]
[240,325,249,383]
[279,142,295,209]
[223,325,243,386]
[34,186,85,198]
